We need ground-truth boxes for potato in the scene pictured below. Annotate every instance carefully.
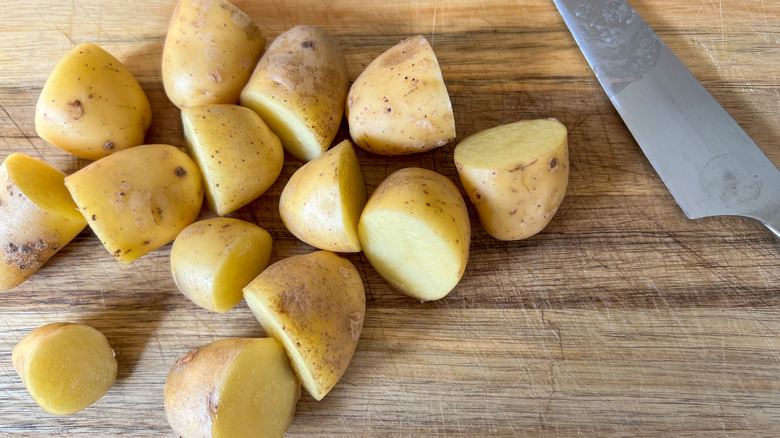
[345,35,456,156]
[243,250,365,400]
[279,140,366,252]
[358,167,470,301]
[12,322,117,416]
[454,119,569,240]
[171,218,273,313]
[64,144,204,264]
[182,104,283,215]
[164,337,300,438]
[162,0,266,108]
[240,25,349,162]
[0,153,87,291]
[34,42,151,160]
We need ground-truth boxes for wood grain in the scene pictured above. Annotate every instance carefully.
[1,0,779,436]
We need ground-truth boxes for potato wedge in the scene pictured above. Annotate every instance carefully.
[454,119,569,240]
[0,153,87,291]
[182,104,283,215]
[240,25,349,162]
[358,167,470,301]
[162,0,266,107]
[34,42,151,160]
[346,35,455,155]
[12,323,117,416]
[164,337,300,438]
[64,144,204,263]
[171,218,273,313]
[244,251,365,400]
[279,140,366,252]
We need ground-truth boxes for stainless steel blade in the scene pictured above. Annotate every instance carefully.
[553,0,780,239]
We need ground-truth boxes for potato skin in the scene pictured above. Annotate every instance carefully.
[34,42,151,160]
[0,154,87,291]
[64,144,204,263]
[346,35,456,155]
[163,0,266,107]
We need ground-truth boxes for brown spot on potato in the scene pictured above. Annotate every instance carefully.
[67,99,85,120]
[175,167,187,177]
[103,141,115,151]
[549,157,559,171]
[300,40,315,49]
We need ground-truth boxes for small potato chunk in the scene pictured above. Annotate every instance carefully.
[164,338,301,438]
[0,153,87,291]
[454,119,569,240]
[171,218,273,313]
[346,35,456,156]
[358,168,470,301]
[182,104,283,215]
[162,0,266,107]
[279,140,366,252]
[244,251,365,400]
[64,144,204,264]
[12,323,117,416]
[34,42,151,160]
[240,25,349,162]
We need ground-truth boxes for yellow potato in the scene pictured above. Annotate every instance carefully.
[64,144,204,264]
[0,153,87,291]
[12,322,117,416]
[34,42,151,160]
[171,218,273,313]
[279,140,366,252]
[162,0,266,107]
[454,119,569,240]
[358,167,470,301]
[346,35,456,156]
[164,337,300,438]
[240,25,349,162]
[243,250,365,400]
[182,104,283,215]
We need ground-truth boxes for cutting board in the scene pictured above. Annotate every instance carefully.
[1,0,779,435]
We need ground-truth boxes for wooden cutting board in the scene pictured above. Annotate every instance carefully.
[1,0,778,435]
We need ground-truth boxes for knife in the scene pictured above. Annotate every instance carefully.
[553,0,780,240]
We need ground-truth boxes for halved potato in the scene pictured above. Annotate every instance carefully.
[0,153,87,291]
[64,144,204,263]
[164,337,301,438]
[279,140,366,252]
[240,25,349,162]
[171,217,273,313]
[182,104,283,216]
[454,119,569,240]
[35,42,151,160]
[243,251,365,400]
[358,167,470,301]
[346,35,455,155]
[12,322,117,416]
[162,0,266,107]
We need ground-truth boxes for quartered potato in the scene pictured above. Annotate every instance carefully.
[240,25,349,162]
[0,153,87,291]
[34,42,151,160]
[346,35,455,155]
[454,119,569,240]
[162,0,266,107]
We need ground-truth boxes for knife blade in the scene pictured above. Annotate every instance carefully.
[553,0,780,239]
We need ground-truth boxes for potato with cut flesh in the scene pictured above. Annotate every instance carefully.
[243,250,365,400]
[34,42,151,160]
[164,337,300,438]
[64,144,203,264]
[171,218,273,313]
[240,25,349,162]
[279,140,366,252]
[0,153,87,291]
[346,35,456,156]
[454,119,569,240]
[162,0,266,107]
[358,167,470,301]
[12,323,117,416]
